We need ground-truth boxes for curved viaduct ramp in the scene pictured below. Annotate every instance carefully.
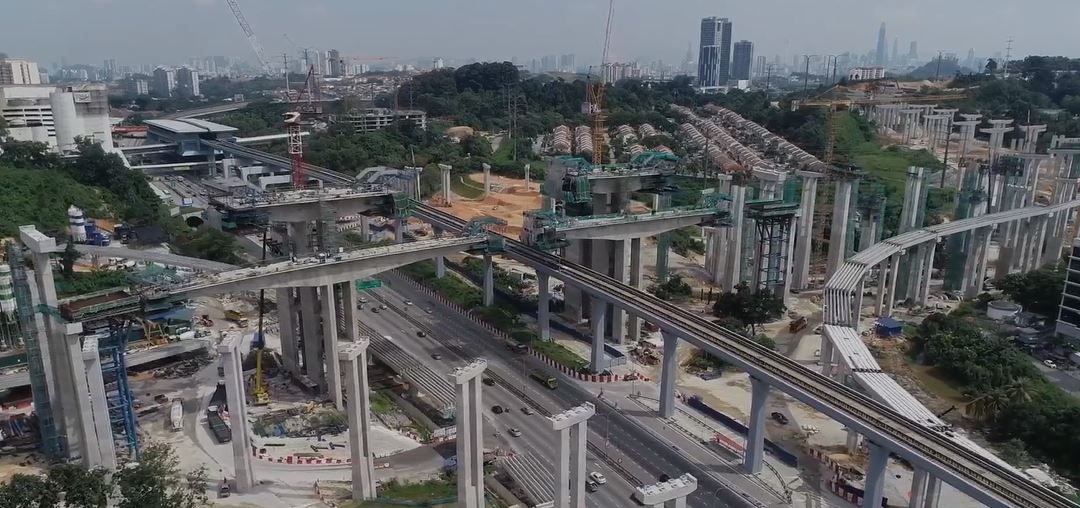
[73,244,237,272]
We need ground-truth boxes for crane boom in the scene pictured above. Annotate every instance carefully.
[224,0,272,75]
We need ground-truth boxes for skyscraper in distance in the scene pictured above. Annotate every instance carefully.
[875,22,888,66]
[908,41,919,61]
[697,16,733,87]
[731,40,754,81]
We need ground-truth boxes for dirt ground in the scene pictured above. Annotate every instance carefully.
[437,173,543,238]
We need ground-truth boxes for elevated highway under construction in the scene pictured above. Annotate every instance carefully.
[8,106,1080,507]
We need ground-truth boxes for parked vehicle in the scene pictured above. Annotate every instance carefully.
[224,310,249,327]
[770,411,789,425]
[530,372,558,390]
[788,316,808,333]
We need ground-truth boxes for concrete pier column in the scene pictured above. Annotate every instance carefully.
[884,254,901,316]
[563,241,585,322]
[321,285,343,408]
[722,186,746,291]
[219,335,255,492]
[628,237,644,342]
[448,360,487,508]
[339,341,377,500]
[394,217,405,243]
[826,179,855,278]
[821,335,835,377]
[341,281,360,343]
[549,403,595,508]
[276,288,300,378]
[482,253,495,306]
[792,171,821,290]
[433,226,446,278]
[538,273,551,341]
[862,442,890,508]
[556,426,571,508]
[299,287,324,391]
[919,242,937,307]
[743,377,770,474]
[482,163,492,198]
[66,323,102,468]
[923,474,942,508]
[874,261,888,316]
[590,298,607,374]
[81,338,116,470]
[909,469,928,508]
[438,163,452,204]
[659,332,679,418]
[845,428,860,453]
[359,216,371,242]
[611,239,629,343]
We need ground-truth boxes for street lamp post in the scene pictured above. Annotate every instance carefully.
[824,55,838,84]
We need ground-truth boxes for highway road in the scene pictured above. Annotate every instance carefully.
[360,284,634,507]
[364,273,772,508]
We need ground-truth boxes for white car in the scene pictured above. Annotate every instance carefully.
[1043,360,1058,369]
[588,472,607,485]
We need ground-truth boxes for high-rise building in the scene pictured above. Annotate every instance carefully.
[0,58,41,85]
[558,54,576,73]
[126,78,149,96]
[908,41,919,61]
[175,67,200,98]
[892,37,899,66]
[1056,238,1080,341]
[151,67,175,98]
[328,49,342,77]
[731,40,754,81]
[103,59,118,81]
[697,17,733,87]
[754,55,767,78]
[540,55,557,72]
[433,58,445,70]
[875,23,888,66]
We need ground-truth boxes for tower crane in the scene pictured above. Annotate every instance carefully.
[586,0,616,165]
[285,65,322,189]
[223,0,273,75]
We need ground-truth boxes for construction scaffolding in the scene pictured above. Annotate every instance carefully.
[6,243,62,459]
[99,320,139,459]
[748,201,799,295]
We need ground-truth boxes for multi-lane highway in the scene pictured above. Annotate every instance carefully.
[360,273,784,508]
[359,282,637,507]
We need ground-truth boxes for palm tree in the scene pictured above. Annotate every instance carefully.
[965,378,1033,422]
[965,389,1010,422]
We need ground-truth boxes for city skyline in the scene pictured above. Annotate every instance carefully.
[2,0,1077,71]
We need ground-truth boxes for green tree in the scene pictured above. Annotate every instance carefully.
[997,265,1066,317]
[0,474,59,508]
[172,226,243,265]
[48,463,110,508]
[61,238,79,278]
[113,442,208,508]
[0,140,61,169]
[650,273,692,301]
[713,283,786,335]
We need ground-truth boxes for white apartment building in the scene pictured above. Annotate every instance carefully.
[0,83,113,153]
[0,59,41,85]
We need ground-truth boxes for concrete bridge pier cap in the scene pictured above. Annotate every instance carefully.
[635,473,698,508]
[448,359,488,508]
[548,402,595,508]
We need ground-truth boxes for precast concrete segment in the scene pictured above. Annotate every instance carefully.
[81,337,116,471]
[743,377,770,474]
[414,202,1080,508]
[165,237,487,298]
[611,239,629,343]
[338,340,377,500]
[321,284,343,409]
[635,474,698,507]
[219,334,255,492]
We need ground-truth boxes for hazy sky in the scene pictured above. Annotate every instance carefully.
[4,0,1079,68]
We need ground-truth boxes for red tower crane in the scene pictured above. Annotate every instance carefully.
[284,65,322,188]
